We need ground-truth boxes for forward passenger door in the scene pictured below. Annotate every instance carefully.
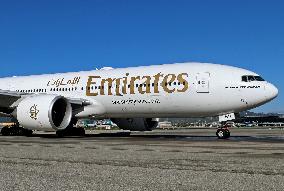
[196,72,210,93]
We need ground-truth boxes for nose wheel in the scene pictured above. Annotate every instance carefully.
[216,127,230,139]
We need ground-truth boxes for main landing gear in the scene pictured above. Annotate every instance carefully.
[216,126,231,139]
[1,125,33,136]
[56,127,85,137]
[56,119,85,137]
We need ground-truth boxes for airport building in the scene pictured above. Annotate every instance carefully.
[234,115,284,127]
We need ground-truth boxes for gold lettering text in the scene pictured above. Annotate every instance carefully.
[153,73,163,93]
[138,76,151,94]
[86,76,101,96]
[162,74,176,93]
[130,76,141,94]
[177,73,189,92]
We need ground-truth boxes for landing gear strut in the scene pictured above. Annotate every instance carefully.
[216,125,231,139]
[1,125,33,136]
[56,119,85,137]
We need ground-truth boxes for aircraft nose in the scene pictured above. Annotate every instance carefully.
[266,83,278,100]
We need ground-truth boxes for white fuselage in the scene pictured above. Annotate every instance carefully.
[0,63,278,118]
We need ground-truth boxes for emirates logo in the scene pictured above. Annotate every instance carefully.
[30,104,39,120]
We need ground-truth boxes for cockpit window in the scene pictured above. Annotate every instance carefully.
[242,75,265,82]
[248,76,255,82]
[254,76,265,81]
[242,76,248,82]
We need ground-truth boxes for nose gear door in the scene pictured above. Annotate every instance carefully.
[196,72,210,93]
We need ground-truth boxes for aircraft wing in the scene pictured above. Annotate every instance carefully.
[0,90,23,108]
[0,90,91,114]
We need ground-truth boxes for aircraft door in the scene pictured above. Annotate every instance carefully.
[196,72,210,93]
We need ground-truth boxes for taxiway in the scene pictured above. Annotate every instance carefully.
[0,128,283,191]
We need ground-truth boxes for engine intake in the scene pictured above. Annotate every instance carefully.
[14,95,72,131]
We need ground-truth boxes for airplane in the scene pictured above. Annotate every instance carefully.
[0,62,278,139]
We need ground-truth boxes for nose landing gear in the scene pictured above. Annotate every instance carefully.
[216,126,231,139]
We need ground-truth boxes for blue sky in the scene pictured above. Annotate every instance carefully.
[0,0,283,113]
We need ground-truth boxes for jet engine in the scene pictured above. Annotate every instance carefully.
[13,95,72,131]
[111,118,159,131]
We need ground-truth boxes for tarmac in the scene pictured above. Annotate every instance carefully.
[0,128,283,191]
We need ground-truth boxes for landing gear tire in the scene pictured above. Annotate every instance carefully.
[77,128,86,136]
[56,130,65,138]
[1,126,10,136]
[56,127,85,137]
[1,125,33,136]
[23,129,33,137]
[225,129,230,138]
[216,128,230,139]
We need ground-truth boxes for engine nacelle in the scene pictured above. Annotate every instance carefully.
[111,118,159,131]
[14,95,72,131]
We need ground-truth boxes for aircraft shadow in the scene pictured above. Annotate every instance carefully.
[29,132,251,140]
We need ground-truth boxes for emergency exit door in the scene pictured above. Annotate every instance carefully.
[196,72,210,93]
